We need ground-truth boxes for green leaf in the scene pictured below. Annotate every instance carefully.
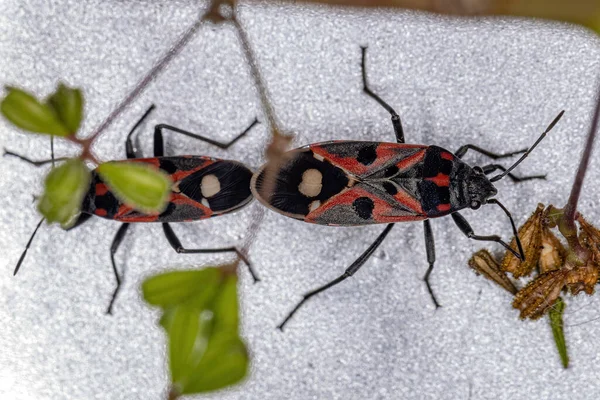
[548,297,569,368]
[1,87,70,136]
[142,268,221,311]
[182,333,249,394]
[46,83,84,134]
[212,274,239,334]
[145,266,249,395]
[162,306,212,385]
[37,159,91,228]
[96,161,172,214]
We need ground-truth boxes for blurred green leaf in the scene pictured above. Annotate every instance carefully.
[1,87,70,136]
[144,267,248,395]
[38,159,91,228]
[548,297,569,368]
[46,83,84,134]
[142,268,221,310]
[182,333,249,394]
[96,161,171,214]
[162,306,211,385]
[212,274,239,334]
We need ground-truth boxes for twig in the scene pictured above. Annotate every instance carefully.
[560,82,600,257]
[86,11,207,142]
[230,13,283,137]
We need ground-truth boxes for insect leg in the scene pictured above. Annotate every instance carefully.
[360,46,404,144]
[153,118,259,157]
[3,149,69,166]
[106,223,131,315]
[454,145,527,159]
[278,223,394,331]
[450,212,521,259]
[125,104,157,158]
[423,220,441,308]
[481,164,546,182]
[162,223,259,282]
[12,218,45,276]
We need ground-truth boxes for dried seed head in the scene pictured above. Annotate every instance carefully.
[566,264,598,296]
[502,203,545,278]
[468,249,517,294]
[578,215,600,257]
[539,226,566,274]
[513,269,568,319]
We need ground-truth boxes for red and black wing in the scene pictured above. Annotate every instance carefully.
[84,156,253,223]
[251,141,429,226]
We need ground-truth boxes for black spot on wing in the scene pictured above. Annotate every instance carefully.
[352,197,374,219]
[159,159,178,174]
[357,144,377,165]
[178,161,253,213]
[254,149,349,216]
[384,165,399,177]
[382,182,398,195]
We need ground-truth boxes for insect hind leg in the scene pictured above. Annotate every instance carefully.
[278,223,394,331]
[360,46,404,144]
[162,223,259,282]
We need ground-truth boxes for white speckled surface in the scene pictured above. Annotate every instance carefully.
[1,1,600,399]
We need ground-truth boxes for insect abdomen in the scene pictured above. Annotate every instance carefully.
[82,156,253,223]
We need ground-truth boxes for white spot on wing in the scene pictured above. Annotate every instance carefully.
[201,198,210,208]
[313,153,324,161]
[298,168,322,197]
[201,174,221,198]
[309,200,321,211]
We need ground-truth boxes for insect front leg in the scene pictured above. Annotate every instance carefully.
[423,220,441,308]
[454,144,527,160]
[153,118,259,157]
[481,164,546,182]
[125,104,156,158]
[106,223,131,315]
[450,212,521,259]
[162,223,259,282]
[360,46,404,144]
[278,223,394,331]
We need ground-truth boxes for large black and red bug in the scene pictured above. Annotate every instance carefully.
[7,105,259,313]
[251,47,564,330]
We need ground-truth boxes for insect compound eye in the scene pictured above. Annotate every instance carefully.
[473,166,484,175]
[470,200,481,210]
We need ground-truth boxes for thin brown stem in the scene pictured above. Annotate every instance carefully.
[563,84,600,230]
[230,13,283,137]
[85,12,207,143]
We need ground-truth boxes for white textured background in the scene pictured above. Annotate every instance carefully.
[1,1,600,399]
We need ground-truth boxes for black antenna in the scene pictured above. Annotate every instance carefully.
[487,198,525,260]
[14,217,44,275]
[490,110,564,183]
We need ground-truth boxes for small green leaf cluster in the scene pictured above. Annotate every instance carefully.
[143,266,249,397]
[1,85,171,227]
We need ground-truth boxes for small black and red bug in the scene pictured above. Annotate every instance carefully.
[251,47,564,330]
[7,105,259,313]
